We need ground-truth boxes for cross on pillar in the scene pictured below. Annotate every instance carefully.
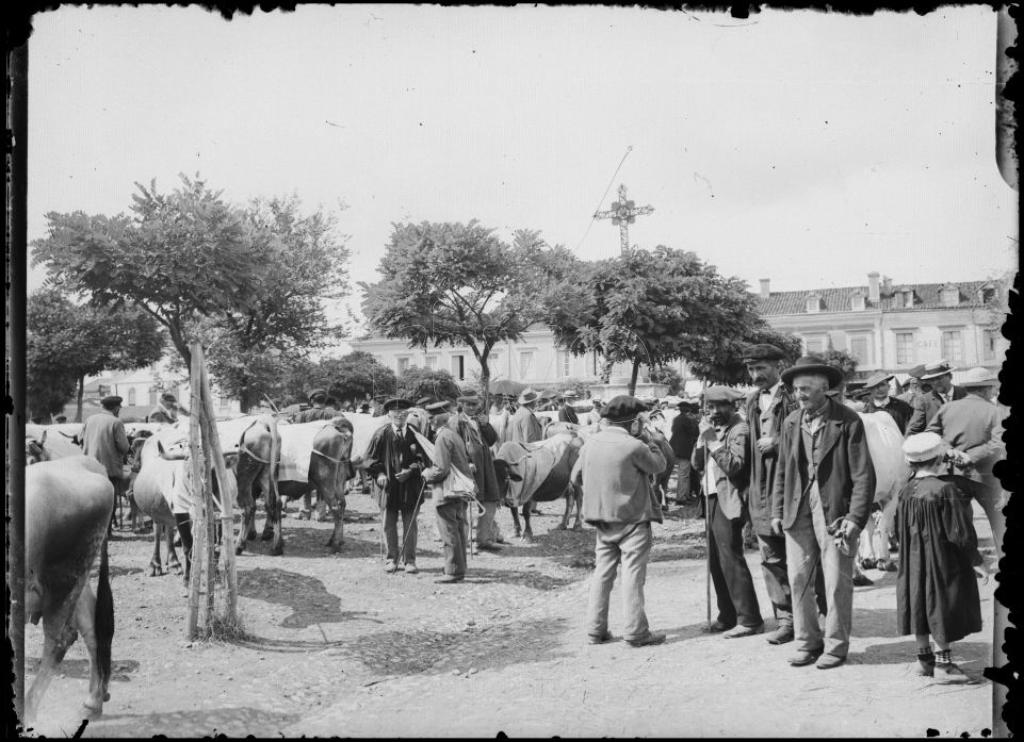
[594,184,655,256]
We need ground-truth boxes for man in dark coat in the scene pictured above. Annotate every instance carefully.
[294,389,337,423]
[669,401,699,504]
[558,391,580,424]
[860,372,914,435]
[364,398,428,573]
[742,344,826,644]
[692,386,763,637]
[771,356,876,670]
[906,361,967,435]
[896,364,928,406]
[456,390,504,550]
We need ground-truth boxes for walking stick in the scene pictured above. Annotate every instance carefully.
[702,432,712,627]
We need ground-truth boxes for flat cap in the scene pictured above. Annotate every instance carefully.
[702,386,745,404]
[601,395,646,423]
[308,389,328,403]
[383,398,413,412]
[425,400,452,415]
[415,396,438,408]
[906,363,928,380]
[742,343,787,363]
[862,372,895,390]
[101,395,124,408]
[902,432,947,463]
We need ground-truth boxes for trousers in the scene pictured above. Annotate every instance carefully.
[758,532,828,624]
[675,460,693,501]
[785,483,855,658]
[587,521,653,641]
[473,500,499,545]
[708,497,762,628]
[434,499,469,577]
[383,505,419,565]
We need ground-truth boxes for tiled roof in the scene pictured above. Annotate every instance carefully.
[757,280,996,316]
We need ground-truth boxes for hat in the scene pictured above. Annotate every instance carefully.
[958,367,998,388]
[677,399,698,410]
[742,343,787,363]
[919,361,954,381]
[101,395,123,409]
[780,355,844,389]
[862,372,895,390]
[382,398,413,412]
[160,392,178,404]
[702,386,744,404]
[561,390,578,399]
[538,389,555,401]
[425,400,452,415]
[518,389,541,406]
[415,396,438,408]
[902,432,947,463]
[906,363,927,380]
[601,395,645,423]
[457,390,483,405]
[308,389,328,403]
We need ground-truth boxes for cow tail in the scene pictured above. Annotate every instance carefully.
[95,535,115,688]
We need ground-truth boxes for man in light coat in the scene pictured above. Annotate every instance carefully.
[574,395,667,648]
[507,388,544,444]
[906,360,967,435]
[771,356,876,670]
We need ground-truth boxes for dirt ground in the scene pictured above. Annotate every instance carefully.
[19,488,1000,738]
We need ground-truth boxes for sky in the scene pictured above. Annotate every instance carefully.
[26,4,1018,348]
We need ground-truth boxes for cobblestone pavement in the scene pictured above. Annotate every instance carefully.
[20,493,998,738]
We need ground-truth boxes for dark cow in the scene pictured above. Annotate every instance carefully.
[235,417,354,556]
[493,430,584,543]
[24,455,115,723]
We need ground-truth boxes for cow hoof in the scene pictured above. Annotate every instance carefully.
[520,535,534,545]
[235,546,245,556]
[260,532,274,542]
[554,523,567,531]
[572,523,583,531]
[246,531,258,542]
[270,545,284,556]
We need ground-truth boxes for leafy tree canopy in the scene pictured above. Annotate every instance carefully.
[395,366,462,403]
[687,326,803,386]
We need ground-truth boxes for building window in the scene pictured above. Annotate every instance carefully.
[556,350,571,378]
[127,387,137,406]
[983,329,1000,361]
[424,355,438,371]
[396,357,410,376]
[850,293,866,311]
[806,294,821,313]
[848,335,870,365]
[519,350,535,379]
[941,329,964,364]
[149,388,159,406]
[981,285,997,304]
[895,332,915,366]
[803,334,826,354]
[941,284,960,307]
[451,354,465,380]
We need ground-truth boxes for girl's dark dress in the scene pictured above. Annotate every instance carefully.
[895,474,982,644]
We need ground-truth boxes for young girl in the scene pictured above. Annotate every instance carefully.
[895,432,985,682]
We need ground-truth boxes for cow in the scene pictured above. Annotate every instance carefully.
[493,430,585,543]
[235,416,355,556]
[24,455,115,723]
[25,424,84,465]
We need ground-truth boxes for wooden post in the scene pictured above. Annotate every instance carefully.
[197,361,238,625]
[186,344,206,639]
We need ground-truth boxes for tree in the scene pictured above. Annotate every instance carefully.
[821,348,859,383]
[544,246,762,395]
[687,326,803,386]
[360,221,575,405]
[276,352,397,408]
[27,288,165,421]
[395,367,462,403]
[648,365,685,395]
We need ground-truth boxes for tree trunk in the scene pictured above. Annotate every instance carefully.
[239,387,260,416]
[75,376,85,422]
[628,359,640,397]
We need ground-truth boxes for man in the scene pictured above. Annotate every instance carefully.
[147,392,187,424]
[860,372,913,435]
[896,364,928,406]
[421,400,475,583]
[82,395,131,531]
[455,390,504,550]
[906,361,967,435]
[772,356,876,669]
[557,391,580,424]
[294,389,336,423]
[669,400,700,504]
[508,389,544,444]
[692,386,763,637]
[574,395,667,647]
[926,367,1006,549]
[742,343,827,644]
[363,398,427,574]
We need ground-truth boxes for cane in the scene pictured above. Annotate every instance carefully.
[702,433,712,626]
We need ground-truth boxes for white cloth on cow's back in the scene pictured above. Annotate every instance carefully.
[495,432,578,507]
[344,412,391,463]
[214,415,270,454]
[857,410,909,506]
[26,423,84,460]
[276,421,332,483]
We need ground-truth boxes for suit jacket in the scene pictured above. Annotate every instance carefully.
[578,427,665,526]
[669,413,699,459]
[926,395,1005,480]
[364,424,427,511]
[507,406,543,445]
[771,398,876,530]
[906,386,968,435]
[456,413,501,503]
[744,385,798,534]
[557,404,580,424]
[81,410,130,479]
[691,413,749,521]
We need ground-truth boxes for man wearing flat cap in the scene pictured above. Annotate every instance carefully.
[294,389,337,423]
[741,343,825,644]
[575,395,667,647]
[669,400,700,505]
[508,389,544,445]
[363,398,428,573]
[906,361,967,435]
[421,400,475,582]
[456,391,504,550]
[147,391,188,424]
[83,395,132,531]
[926,367,1006,547]
[771,355,876,669]
[693,386,763,637]
[860,372,913,435]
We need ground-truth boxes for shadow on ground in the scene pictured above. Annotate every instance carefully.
[854,638,990,675]
[24,658,140,683]
[75,706,301,738]
[458,566,580,591]
[237,567,381,629]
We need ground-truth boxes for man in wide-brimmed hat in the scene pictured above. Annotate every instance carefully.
[896,363,929,406]
[507,388,544,445]
[147,391,188,424]
[82,395,132,532]
[576,395,667,647]
[925,367,1006,547]
[772,355,876,670]
[692,385,763,638]
[363,397,427,574]
[557,390,580,425]
[858,372,913,434]
[906,360,967,435]
[455,390,504,550]
[740,343,825,644]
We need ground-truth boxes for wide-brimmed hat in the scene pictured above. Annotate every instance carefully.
[780,355,844,389]
[160,392,178,404]
[425,400,452,415]
[415,396,438,408]
[906,363,928,380]
[742,343,787,363]
[958,367,999,388]
[101,395,124,409]
[702,386,745,404]
[561,390,578,399]
[862,372,895,390]
[456,389,482,405]
[383,398,413,412]
[919,360,954,381]
[518,389,541,406]
[902,432,947,463]
[601,395,645,423]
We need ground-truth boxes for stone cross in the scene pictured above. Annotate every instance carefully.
[594,184,655,255]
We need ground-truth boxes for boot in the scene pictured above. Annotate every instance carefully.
[914,650,935,677]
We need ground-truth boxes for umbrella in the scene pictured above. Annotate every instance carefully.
[488,378,526,397]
